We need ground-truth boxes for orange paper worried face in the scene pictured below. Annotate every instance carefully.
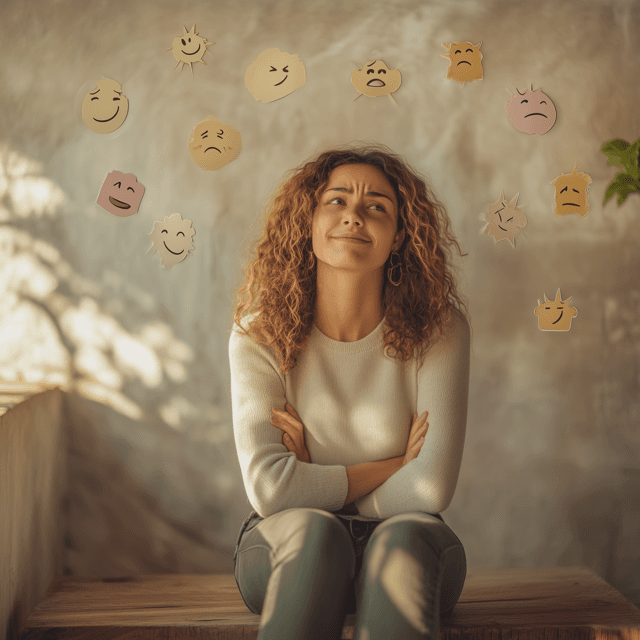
[440,42,483,84]
[81,78,129,134]
[550,163,592,217]
[97,171,145,217]
[244,48,306,103]
[167,24,212,76]
[189,116,242,171]
[506,86,557,136]
[351,60,402,101]
[481,189,527,247]
[149,213,195,269]
[535,290,578,331]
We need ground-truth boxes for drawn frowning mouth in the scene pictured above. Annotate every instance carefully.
[524,113,547,118]
[367,79,386,87]
[456,60,472,65]
[204,147,222,153]
[108,196,130,209]
[163,242,184,256]
[93,107,119,122]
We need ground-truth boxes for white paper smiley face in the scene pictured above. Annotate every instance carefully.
[244,48,306,103]
[149,213,195,268]
[81,78,129,134]
[189,116,242,171]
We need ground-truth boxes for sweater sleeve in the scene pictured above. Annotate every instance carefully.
[229,322,349,518]
[354,309,470,518]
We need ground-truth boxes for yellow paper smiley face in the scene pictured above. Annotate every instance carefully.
[81,78,129,134]
[168,24,212,76]
[351,60,402,100]
[149,213,195,269]
[535,290,578,331]
[188,116,242,171]
[244,48,306,103]
[550,163,592,217]
[440,42,483,84]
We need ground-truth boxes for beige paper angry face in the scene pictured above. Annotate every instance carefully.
[550,163,592,217]
[506,85,557,136]
[149,213,195,269]
[535,289,578,331]
[481,189,527,247]
[81,78,129,134]
[351,60,402,103]
[440,42,483,84]
[244,48,306,103]
[189,116,242,171]
[167,24,212,76]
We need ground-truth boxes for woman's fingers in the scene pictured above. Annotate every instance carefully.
[407,414,429,450]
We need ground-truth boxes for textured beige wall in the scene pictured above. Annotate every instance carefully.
[0,0,638,609]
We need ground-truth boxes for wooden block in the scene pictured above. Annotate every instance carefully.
[18,566,640,639]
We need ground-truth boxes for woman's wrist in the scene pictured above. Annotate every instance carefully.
[344,456,404,506]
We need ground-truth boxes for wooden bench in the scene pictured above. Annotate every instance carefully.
[18,566,640,639]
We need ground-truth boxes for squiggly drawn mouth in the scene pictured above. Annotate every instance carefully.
[524,113,547,118]
[182,45,201,56]
[108,196,130,209]
[274,75,288,86]
[93,107,119,122]
[367,79,385,87]
[163,242,184,256]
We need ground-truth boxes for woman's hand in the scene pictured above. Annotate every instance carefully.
[402,411,429,467]
[271,402,311,463]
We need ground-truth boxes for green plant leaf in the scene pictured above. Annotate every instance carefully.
[603,172,640,206]
[627,140,640,180]
[601,139,631,170]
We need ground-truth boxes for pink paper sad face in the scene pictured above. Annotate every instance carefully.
[97,171,145,216]
[506,86,557,135]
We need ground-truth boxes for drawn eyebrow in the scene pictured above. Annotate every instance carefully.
[561,186,568,193]
[366,60,377,67]
[89,89,100,95]
[325,186,394,202]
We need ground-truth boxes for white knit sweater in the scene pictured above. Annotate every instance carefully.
[229,308,470,521]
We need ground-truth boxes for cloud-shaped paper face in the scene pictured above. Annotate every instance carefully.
[351,60,402,98]
[149,213,195,269]
[244,48,306,103]
[506,87,557,136]
[550,164,593,217]
[535,289,578,331]
[97,171,145,217]
[440,42,483,84]
[81,78,129,134]
[481,189,527,248]
[188,116,242,171]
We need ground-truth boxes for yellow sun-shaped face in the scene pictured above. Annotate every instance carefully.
[481,190,527,247]
[81,78,129,134]
[351,60,402,98]
[506,86,557,135]
[168,25,211,75]
[149,213,195,269]
[440,42,483,84]
[244,48,306,103]
[188,116,242,171]
[535,290,578,331]
[550,164,592,217]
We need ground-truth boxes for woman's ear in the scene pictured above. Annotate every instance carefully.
[393,226,405,251]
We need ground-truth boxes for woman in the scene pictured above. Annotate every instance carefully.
[229,145,470,640]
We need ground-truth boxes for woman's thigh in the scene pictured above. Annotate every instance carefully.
[234,507,357,615]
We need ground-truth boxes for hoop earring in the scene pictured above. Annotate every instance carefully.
[387,250,403,286]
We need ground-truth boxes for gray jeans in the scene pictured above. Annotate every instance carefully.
[233,507,466,640]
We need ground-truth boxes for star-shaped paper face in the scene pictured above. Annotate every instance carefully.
[550,163,593,217]
[481,189,527,247]
[149,213,195,268]
[440,42,483,84]
[351,59,402,102]
[534,289,578,331]
[168,24,212,76]
[506,86,557,135]
[244,48,306,103]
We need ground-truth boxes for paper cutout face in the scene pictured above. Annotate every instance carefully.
[550,163,593,217]
[81,78,129,134]
[244,48,306,103]
[188,116,242,171]
[481,189,527,247]
[351,60,402,102]
[440,42,483,84]
[97,171,145,217]
[535,289,578,331]
[149,213,195,268]
[506,86,557,135]
[168,24,212,76]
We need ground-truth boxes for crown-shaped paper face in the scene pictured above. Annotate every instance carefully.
[168,25,211,75]
[534,289,578,331]
[440,42,483,83]
[506,86,557,135]
[149,213,196,269]
[351,60,402,98]
[188,116,242,171]
[481,189,527,247]
[244,48,306,103]
[550,163,593,217]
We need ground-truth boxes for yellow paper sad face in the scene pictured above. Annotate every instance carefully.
[440,42,483,84]
[351,60,402,100]
[189,116,242,171]
[149,213,195,269]
[81,78,129,134]
[244,48,306,103]
[550,163,592,217]
[535,290,578,331]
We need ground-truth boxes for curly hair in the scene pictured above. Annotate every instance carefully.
[232,143,468,376]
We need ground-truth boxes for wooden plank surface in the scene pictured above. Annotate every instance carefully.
[19,566,640,639]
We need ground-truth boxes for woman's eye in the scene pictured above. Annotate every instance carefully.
[328,197,343,205]
[370,204,385,212]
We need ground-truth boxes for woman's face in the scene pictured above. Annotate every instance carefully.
[311,163,403,276]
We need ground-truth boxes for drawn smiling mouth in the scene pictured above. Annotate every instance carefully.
[163,242,184,256]
[93,106,119,122]
[204,147,222,153]
[552,310,564,324]
[524,113,547,118]
[274,75,288,86]
[108,196,130,209]
[182,44,201,56]
[367,79,386,87]
[498,225,507,231]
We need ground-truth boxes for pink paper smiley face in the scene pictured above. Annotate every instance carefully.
[505,86,557,136]
[97,171,145,216]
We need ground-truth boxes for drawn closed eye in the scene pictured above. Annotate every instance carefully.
[114,182,121,188]
[378,69,386,74]
[113,97,120,101]
[283,66,289,72]
[161,229,168,234]
[367,69,374,74]
[506,217,513,222]
[177,231,185,237]
[541,100,547,104]
[521,99,528,104]
[455,49,461,54]
[269,66,277,72]
[91,97,98,101]
[127,187,134,192]
[466,48,473,52]
[561,186,567,193]
[573,188,579,193]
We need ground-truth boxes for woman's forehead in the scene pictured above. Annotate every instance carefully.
[325,164,397,200]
